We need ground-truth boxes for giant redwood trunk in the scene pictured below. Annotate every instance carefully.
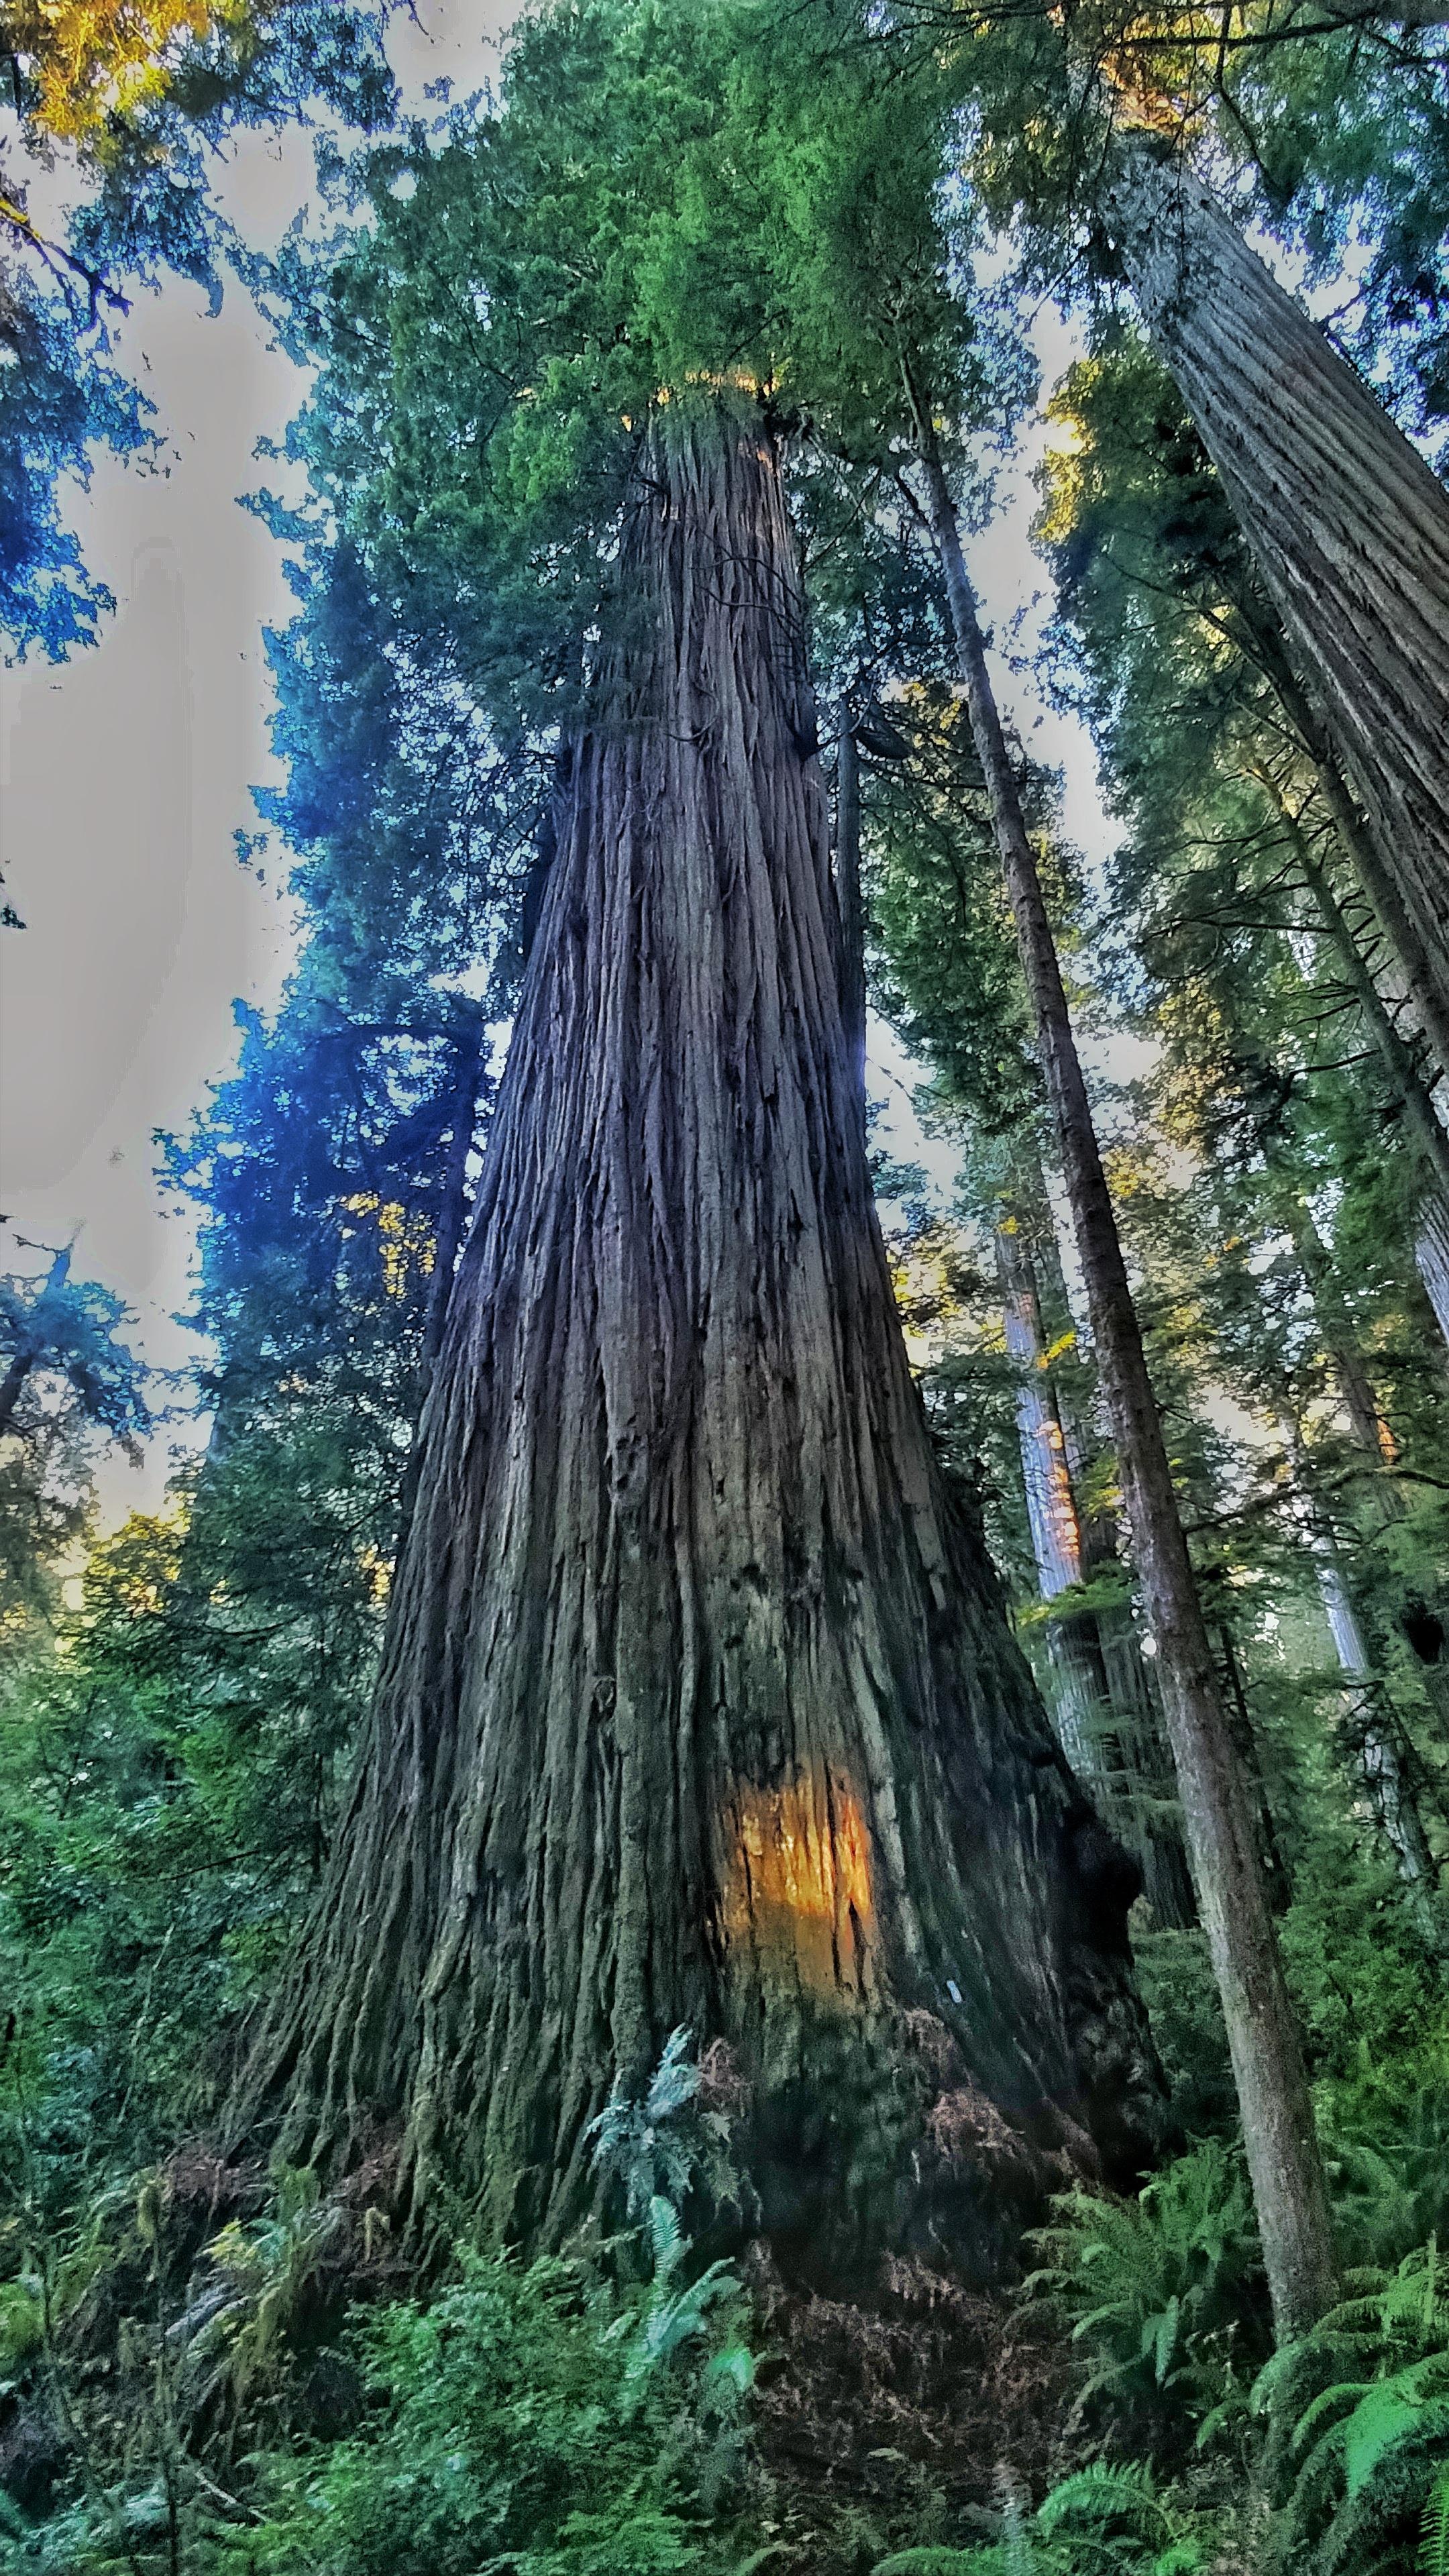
[247,398,1157,2277]
[1104,140,1449,1041]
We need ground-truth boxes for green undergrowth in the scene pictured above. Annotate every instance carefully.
[5,1860,1449,2575]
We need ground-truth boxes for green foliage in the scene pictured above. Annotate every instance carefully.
[875,2460,1220,2573]
[1252,2241,1449,2571]
[184,2167,347,2423]
[1130,1932,1237,2139]
[0,3,394,661]
[7,6,1449,2573]
[0,1244,151,1624]
[219,2239,753,2576]
[586,2029,744,2241]
[1026,2139,1267,2444]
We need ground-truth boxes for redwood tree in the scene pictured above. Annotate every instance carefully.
[249,399,1158,2271]
[1102,140,1449,1041]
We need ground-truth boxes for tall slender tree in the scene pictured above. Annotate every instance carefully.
[909,409,1336,2331]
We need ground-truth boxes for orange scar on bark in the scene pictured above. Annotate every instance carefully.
[723,1771,875,1994]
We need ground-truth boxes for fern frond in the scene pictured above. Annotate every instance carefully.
[1420,2465,1449,2575]
[1037,2458,1169,2541]
[873,2553,989,2575]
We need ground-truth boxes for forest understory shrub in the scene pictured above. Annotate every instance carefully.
[7,1902,1449,2576]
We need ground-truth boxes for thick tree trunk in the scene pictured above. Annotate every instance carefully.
[911,418,1338,2336]
[1104,140,1449,1044]
[244,400,1158,2277]
[1280,816,1449,1208]
[835,719,868,1128]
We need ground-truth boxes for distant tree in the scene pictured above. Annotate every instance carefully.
[0,1237,150,1619]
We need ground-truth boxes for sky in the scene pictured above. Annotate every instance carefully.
[0,1,1118,1521]
[0,0,516,1514]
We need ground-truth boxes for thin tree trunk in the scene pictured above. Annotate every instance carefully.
[997,1212,1083,1602]
[241,398,1159,2271]
[1017,1187,1197,1929]
[996,1206,1099,1778]
[996,1201,1196,1927]
[1104,140,1449,1045]
[1277,1407,1440,1925]
[909,404,1338,2335]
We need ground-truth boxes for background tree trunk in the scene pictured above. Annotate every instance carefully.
[910,411,1338,2336]
[1277,1401,1440,1921]
[1106,140,1449,1042]
[996,1192,1196,1929]
[243,398,1159,2279]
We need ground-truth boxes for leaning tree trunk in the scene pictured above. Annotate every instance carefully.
[243,398,1158,2277]
[907,390,1338,2336]
[1104,138,1449,1041]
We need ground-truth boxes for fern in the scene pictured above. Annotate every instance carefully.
[586,2027,745,2237]
[1421,2467,1449,2575]
[873,2553,1002,2575]
[183,2161,343,2418]
[1252,2236,1449,2569]
[1038,2461,1164,2527]
[1025,2139,1264,2442]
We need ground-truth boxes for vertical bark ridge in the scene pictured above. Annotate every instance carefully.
[242,399,1157,2271]
[1106,142,1449,1036]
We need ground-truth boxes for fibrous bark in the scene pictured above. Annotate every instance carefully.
[1105,140,1449,1044]
[245,398,1157,2277]
[835,718,869,1128]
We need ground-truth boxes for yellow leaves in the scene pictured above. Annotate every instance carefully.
[340,1192,435,1301]
[356,1543,391,1605]
[1036,374,1100,549]
[1,0,250,146]
[76,1504,188,1623]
